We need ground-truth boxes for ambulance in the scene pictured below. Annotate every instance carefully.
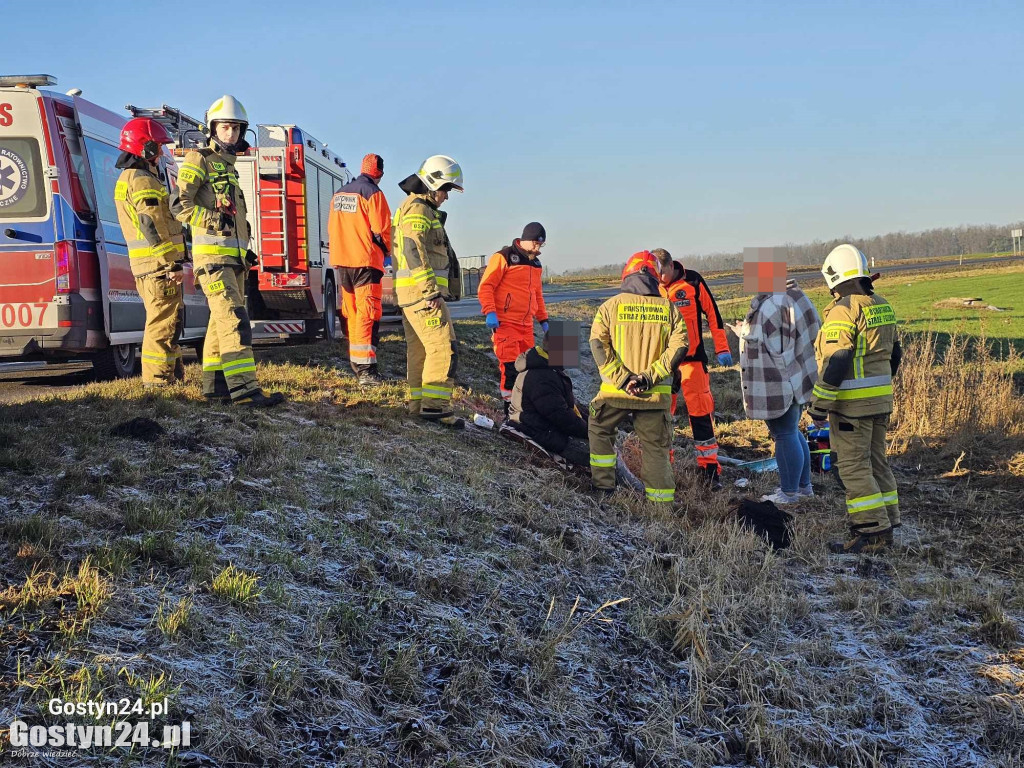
[0,74,207,378]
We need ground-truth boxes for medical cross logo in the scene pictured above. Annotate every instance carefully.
[0,148,30,208]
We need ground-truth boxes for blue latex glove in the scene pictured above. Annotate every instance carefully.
[717,352,733,366]
[485,312,500,330]
[540,321,549,333]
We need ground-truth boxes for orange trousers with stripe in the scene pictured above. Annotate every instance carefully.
[671,360,720,472]
[338,267,383,373]
[492,322,534,402]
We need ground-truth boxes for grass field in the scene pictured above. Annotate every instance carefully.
[0,268,1021,766]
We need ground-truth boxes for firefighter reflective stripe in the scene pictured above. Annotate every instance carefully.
[129,241,185,261]
[854,331,867,378]
[395,266,436,287]
[599,382,671,395]
[222,356,256,376]
[194,244,244,258]
[403,213,441,231]
[812,383,838,401]
[822,320,856,333]
[422,384,452,399]
[189,206,208,226]
[409,387,423,401]
[838,374,892,390]
[846,492,886,514]
[881,490,899,506]
[645,487,675,502]
[142,350,179,364]
[650,359,670,379]
[590,453,617,467]
[203,356,223,372]
[179,162,207,181]
[836,384,893,401]
[599,358,623,382]
[131,187,168,203]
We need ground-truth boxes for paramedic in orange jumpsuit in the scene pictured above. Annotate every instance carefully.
[652,248,732,489]
[478,222,549,417]
[328,153,392,386]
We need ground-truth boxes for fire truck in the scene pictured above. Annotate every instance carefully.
[0,74,207,378]
[130,105,399,343]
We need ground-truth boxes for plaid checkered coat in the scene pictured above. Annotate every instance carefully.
[738,280,822,421]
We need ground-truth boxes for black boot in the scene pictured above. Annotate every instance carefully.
[700,464,723,492]
[357,366,388,388]
[233,390,286,409]
[828,528,893,554]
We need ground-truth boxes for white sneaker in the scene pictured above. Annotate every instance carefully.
[761,490,800,505]
[796,485,814,498]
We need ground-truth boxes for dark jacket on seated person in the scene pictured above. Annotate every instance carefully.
[508,346,588,453]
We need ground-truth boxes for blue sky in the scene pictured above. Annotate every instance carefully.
[7,1,1023,271]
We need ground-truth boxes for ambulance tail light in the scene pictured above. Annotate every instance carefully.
[55,240,79,293]
[269,273,308,288]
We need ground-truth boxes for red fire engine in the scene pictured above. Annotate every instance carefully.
[130,105,398,342]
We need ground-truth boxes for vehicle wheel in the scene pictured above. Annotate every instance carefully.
[92,343,138,381]
[323,280,339,342]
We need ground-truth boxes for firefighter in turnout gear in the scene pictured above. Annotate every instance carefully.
[589,252,688,507]
[478,221,549,416]
[652,248,730,489]
[175,95,283,408]
[113,118,186,387]
[807,244,902,554]
[328,153,392,386]
[392,155,464,427]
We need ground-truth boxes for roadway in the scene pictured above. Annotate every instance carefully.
[1,255,1019,402]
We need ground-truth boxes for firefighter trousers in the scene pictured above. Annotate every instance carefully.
[671,361,720,472]
[196,264,258,400]
[829,412,900,534]
[338,266,383,373]
[589,402,675,506]
[136,274,184,385]
[401,299,457,418]
[492,322,534,402]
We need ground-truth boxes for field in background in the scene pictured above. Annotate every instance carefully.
[0,268,1021,766]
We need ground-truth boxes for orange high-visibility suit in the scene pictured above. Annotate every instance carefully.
[660,260,729,475]
[328,173,392,372]
[478,242,548,402]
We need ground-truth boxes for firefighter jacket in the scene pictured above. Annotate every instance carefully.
[809,291,898,418]
[659,261,728,364]
[113,159,185,278]
[509,346,588,454]
[590,273,688,410]
[478,242,548,326]
[174,144,250,268]
[328,174,392,271]
[392,192,455,307]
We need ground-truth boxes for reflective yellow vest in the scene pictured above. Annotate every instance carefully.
[812,293,897,417]
[113,166,185,278]
[391,193,453,307]
[590,292,688,410]
[175,145,249,269]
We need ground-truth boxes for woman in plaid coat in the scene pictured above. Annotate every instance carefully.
[738,279,821,504]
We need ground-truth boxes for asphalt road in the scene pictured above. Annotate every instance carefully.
[1,255,1018,403]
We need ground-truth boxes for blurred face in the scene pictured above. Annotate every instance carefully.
[215,122,243,145]
[432,188,449,207]
[743,247,788,293]
[518,239,544,257]
[546,320,580,368]
[656,261,674,286]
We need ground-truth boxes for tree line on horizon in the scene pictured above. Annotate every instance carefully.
[558,221,1024,277]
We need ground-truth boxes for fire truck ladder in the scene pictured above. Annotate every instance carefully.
[124,104,205,149]
[255,125,290,272]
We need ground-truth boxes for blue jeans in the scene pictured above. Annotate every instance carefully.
[765,401,811,494]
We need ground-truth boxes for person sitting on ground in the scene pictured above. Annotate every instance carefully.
[505,320,589,466]
[504,320,644,491]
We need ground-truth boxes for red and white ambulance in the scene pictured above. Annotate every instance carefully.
[0,75,207,378]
